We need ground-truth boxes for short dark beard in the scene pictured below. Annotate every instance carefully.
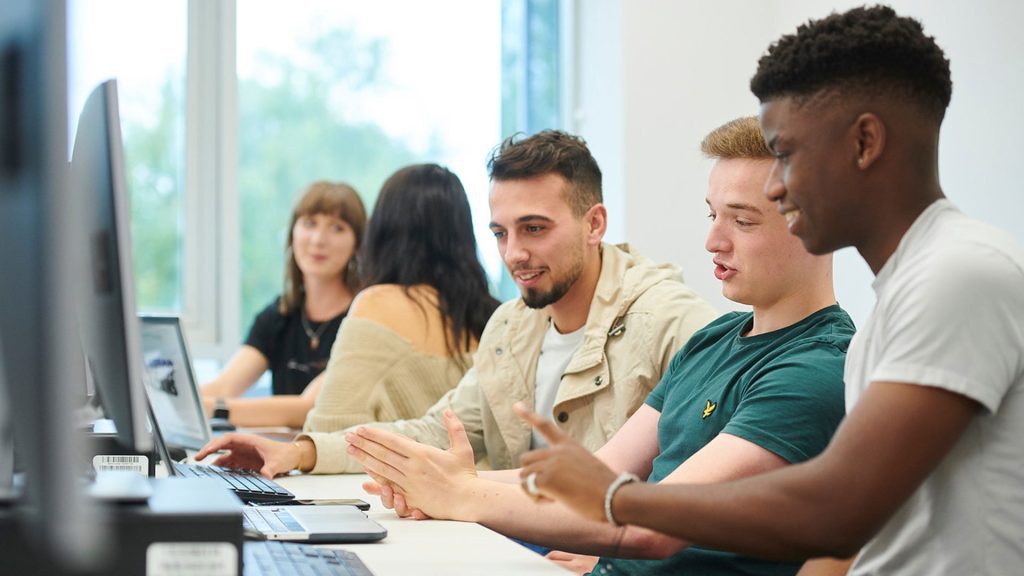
[522,273,576,309]
[520,245,585,309]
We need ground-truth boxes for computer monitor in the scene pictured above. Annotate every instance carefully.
[71,78,152,454]
[0,0,108,568]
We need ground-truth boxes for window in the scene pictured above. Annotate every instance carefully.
[69,0,566,360]
[501,0,564,136]
[496,0,566,300]
[235,1,501,334]
[68,0,188,314]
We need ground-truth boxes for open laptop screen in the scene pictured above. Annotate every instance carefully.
[139,316,211,450]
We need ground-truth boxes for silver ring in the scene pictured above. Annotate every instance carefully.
[525,472,540,497]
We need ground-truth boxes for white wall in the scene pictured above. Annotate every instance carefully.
[572,0,625,244]
[575,0,1024,326]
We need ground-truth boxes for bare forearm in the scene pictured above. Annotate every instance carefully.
[797,555,855,576]
[608,386,980,560]
[201,347,269,399]
[200,379,235,398]
[612,460,869,560]
[226,396,312,429]
[464,480,680,558]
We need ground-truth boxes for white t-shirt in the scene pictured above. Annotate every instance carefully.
[847,200,1024,575]
[531,321,585,449]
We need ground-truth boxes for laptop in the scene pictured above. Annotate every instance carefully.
[138,315,217,450]
[141,317,386,542]
[241,505,387,543]
[140,315,294,504]
[147,391,385,542]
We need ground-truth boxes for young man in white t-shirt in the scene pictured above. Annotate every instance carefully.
[514,6,1024,575]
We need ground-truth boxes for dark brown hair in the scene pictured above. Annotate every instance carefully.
[361,164,499,365]
[487,130,602,217]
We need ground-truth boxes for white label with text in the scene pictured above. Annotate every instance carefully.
[93,454,148,475]
[147,542,238,576]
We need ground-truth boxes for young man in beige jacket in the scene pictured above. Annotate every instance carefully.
[198,130,718,476]
[346,118,851,576]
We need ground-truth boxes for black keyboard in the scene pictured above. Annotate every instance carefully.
[244,541,375,576]
[173,462,295,504]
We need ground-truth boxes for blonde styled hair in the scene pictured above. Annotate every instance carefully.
[700,116,772,160]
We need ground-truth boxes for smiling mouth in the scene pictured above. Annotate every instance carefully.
[783,209,801,226]
[515,270,544,282]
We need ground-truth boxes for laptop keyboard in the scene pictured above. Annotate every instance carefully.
[243,507,304,534]
[173,462,295,504]
[244,541,375,576]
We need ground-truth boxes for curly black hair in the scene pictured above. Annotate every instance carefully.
[750,5,952,122]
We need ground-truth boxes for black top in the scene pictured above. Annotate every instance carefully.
[244,297,347,395]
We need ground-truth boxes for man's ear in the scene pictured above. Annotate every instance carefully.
[584,203,607,246]
[853,112,886,170]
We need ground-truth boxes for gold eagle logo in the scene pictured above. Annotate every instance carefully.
[702,399,717,419]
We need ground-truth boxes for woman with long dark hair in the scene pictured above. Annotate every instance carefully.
[304,163,498,431]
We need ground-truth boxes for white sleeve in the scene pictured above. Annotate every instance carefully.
[871,244,1024,413]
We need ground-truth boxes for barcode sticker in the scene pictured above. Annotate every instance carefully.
[93,454,148,475]
[147,542,237,576]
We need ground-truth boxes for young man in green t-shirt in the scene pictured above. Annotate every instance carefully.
[345,117,853,576]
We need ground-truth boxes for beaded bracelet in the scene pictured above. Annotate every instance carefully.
[604,472,640,526]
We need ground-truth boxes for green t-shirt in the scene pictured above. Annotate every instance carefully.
[595,304,854,576]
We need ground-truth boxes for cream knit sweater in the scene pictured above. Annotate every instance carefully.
[302,316,469,435]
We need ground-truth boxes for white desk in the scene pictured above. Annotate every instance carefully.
[274,473,569,575]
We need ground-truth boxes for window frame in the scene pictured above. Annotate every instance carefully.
[183,0,239,358]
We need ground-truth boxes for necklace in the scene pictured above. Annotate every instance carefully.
[300,309,332,351]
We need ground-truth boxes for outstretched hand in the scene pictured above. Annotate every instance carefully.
[194,432,301,479]
[345,409,479,520]
[514,403,618,523]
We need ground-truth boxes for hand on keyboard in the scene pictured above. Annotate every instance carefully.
[195,433,302,479]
